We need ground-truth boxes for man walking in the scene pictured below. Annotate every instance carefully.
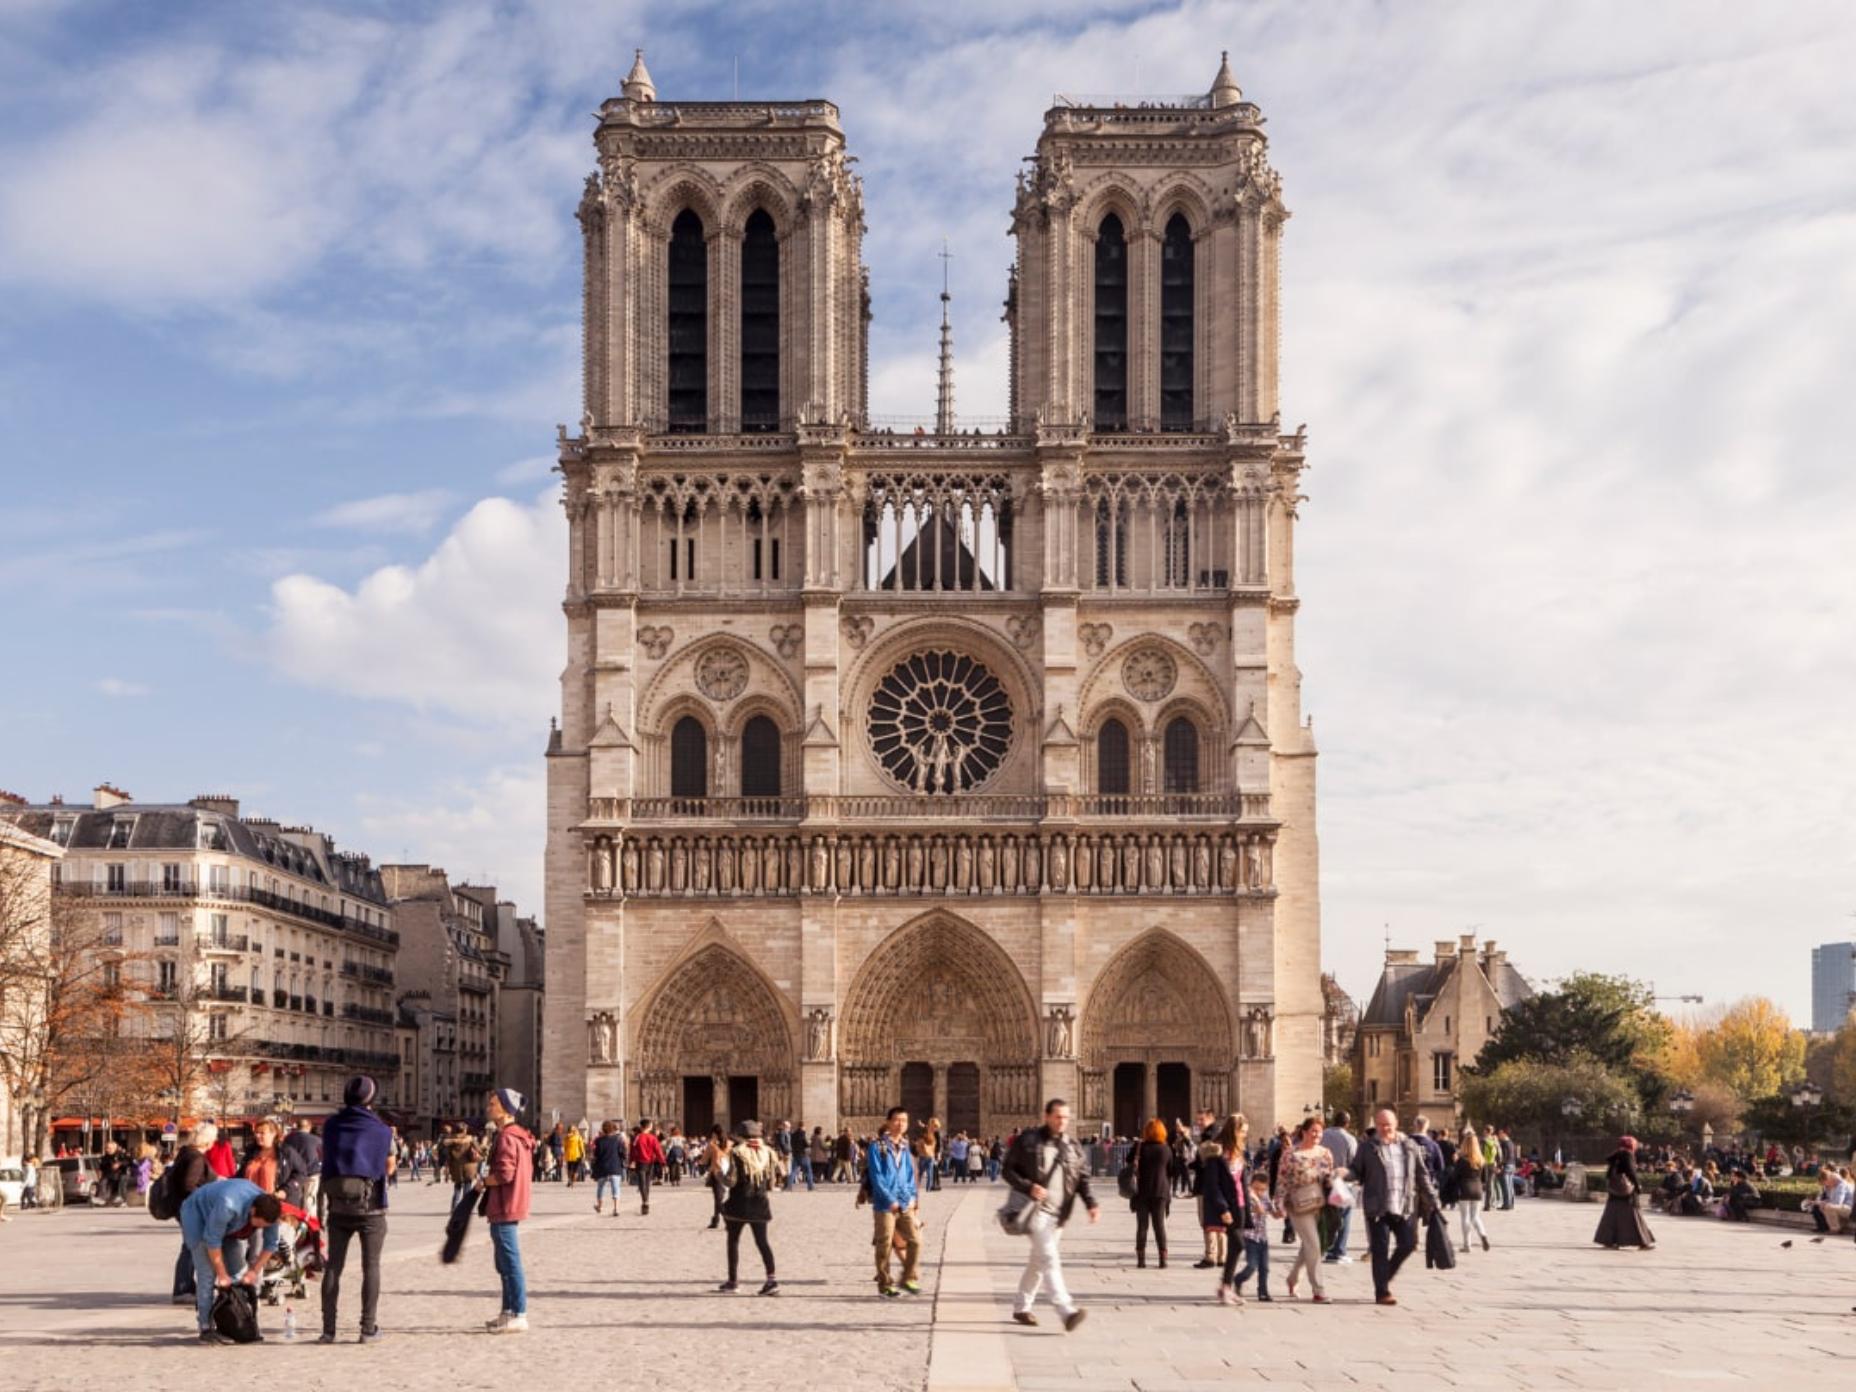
[1497,1127,1517,1209]
[1354,1107,1440,1307]
[1004,1098,1099,1332]
[630,1119,665,1216]
[1410,1115,1445,1192]
[319,1075,394,1344]
[592,1120,628,1214]
[1321,1109,1358,1264]
[866,1107,922,1297]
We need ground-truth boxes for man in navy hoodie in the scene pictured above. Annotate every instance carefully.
[318,1075,395,1344]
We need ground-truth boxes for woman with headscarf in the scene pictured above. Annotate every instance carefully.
[711,1120,780,1295]
[1594,1135,1656,1250]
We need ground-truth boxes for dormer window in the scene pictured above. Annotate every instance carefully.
[108,818,133,848]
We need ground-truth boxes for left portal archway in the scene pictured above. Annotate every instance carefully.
[633,943,795,1133]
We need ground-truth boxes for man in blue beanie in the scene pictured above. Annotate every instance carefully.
[319,1075,395,1343]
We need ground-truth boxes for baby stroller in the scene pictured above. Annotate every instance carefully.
[259,1201,325,1306]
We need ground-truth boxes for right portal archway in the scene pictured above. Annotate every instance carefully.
[1079,929,1235,1134]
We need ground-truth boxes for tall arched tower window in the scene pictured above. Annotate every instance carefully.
[1163,716,1199,795]
[1097,718,1131,800]
[670,715,708,799]
[740,209,779,431]
[740,715,781,798]
[667,209,708,432]
[1093,214,1127,430]
[1160,212,1194,431]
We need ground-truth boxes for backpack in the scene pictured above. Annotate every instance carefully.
[210,1283,263,1343]
[146,1168,178,1222]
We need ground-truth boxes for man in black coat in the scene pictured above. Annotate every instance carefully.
[1353,1108,1440,1307]
[168,1126,215,1304]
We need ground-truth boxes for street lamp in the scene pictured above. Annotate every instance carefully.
[1790,1081,1823,1154]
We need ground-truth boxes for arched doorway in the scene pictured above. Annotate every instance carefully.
[633,943,795,1134]
[838,913,1039,1136]
[1079,930,1234,1133]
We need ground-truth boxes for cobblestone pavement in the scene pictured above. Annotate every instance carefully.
[1,1176,1852,1390]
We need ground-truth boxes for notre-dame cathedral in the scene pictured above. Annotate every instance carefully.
[543,50,1321,1138]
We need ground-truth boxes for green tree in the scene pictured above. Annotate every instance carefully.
[1323,1062,1355,1116]
[1693,997,1805,1101]
[1456,1052,1642,1147]
[1473,972,1673,1105]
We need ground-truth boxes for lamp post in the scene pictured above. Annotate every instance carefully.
[1790,1081,1822,1156]
[1560,1096,1583,1163]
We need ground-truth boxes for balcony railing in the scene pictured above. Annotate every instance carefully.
[203,935,250,954]
[342,1004,396,1026]
[154,934,181,948]
[588,791,1264,823]
[205,985,249,1004]
[59,880,399,948]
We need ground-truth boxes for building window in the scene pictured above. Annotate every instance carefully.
[1093,213,1127,429]
[158,959,177,994]
[209,865,228,893]
[670,716,708,799]
[740,208,779,430]
[101,912,123,946]
[740,715,782,799]
[1432,1052,1453,1094]
[667,208,708,431]
[1096,719,1131,798]
[106,863,126,892]
[1160,212,1194,430]
[108,819,132,848]
[162,863,182,891]
[209,1014,227,1042]
[1163,717,1199,795]
[1367,1077,1378,1103]
[1093,498,1127,588]
[211,913,229,944]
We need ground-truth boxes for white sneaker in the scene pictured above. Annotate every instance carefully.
[493,1315,529,1334]
[484,1312,510,1331]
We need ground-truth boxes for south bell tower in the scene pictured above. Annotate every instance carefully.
[546,52,1320,1138]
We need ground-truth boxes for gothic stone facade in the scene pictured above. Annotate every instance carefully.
[543,54,1322,1138]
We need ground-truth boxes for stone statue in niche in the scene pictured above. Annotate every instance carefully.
[1044,1005,1075,1058]
[1245,1005,1274,1059]
[804,1007,834,1062]
[588,1011,618,1065]
[1194,838,1212,889]
[1219,839,1238,890]
[1246,837,1264,889]
[977,838,995,892]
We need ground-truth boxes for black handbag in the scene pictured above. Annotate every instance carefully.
[1423,1210,1456,1270]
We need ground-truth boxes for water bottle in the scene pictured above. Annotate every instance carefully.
[283,1306,297,1341]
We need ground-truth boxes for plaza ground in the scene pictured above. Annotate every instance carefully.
[0,1174,1851,1389]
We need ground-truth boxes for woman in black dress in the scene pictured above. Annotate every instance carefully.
[1593,1135,1656,1250]
[1131,1118,1175,1268]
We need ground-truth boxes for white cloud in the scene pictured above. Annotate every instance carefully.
[353,762,547,921]
[96,677,151,698]
[311,489,456,534]
[266,488,561,727]
[495,455,557,485]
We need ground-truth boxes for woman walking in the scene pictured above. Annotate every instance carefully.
[1209,1115,1249,1303]
[1454,1126,1491,1252]
[1130,1119,1174,1268]
[482,1088,536,1333]
[702,1125,728,1229]
[1274,1118,1334,1303]
[712,1121,780,1295]
[1594,1135,1656,1251]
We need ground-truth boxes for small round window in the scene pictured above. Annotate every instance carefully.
[867,650,1013,794]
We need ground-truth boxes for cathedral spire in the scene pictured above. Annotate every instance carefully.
[1209,50,1242,108]
[935,239,955,435]
[622,48,656,103]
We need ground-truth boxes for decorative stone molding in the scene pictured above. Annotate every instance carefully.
[1079,622,1113,657]
[638,625,674,660]
[840,614,875,649]
[695,645,750,701]
[768,623,803,659]
[1005,614,1041,650]
[1122,647,1178,702]
[1187,622,1221,655]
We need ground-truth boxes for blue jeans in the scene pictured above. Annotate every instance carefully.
[1227,1234,1270,1296]
[1324,1203,1352,1259]
[174,1237,197,1299]
[595,1175,622,1206]
[789,1155,814,1191]
[489,1222,526,1316]
[190,1238,248,1332]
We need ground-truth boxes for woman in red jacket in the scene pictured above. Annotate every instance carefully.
[482,1089,535,1333]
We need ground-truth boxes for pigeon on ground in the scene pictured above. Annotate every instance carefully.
[1780,1239,1793,1248]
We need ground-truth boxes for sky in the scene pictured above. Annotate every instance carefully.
[2,0,1853,1023]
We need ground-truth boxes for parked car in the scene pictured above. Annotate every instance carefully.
[0,1160,24,1209]
[53,1155,103,1204]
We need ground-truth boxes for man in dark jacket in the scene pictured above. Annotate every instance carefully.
[318,1075,394,1344]
[281,1118,323,1211]
[1354,1108,1440,1307]
[1002,1099,1099,1332]
[168,1126,215,1303]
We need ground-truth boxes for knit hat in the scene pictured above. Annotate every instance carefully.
[495,1087,527,1118]
[344,1075,378,1108]
[739,1119,763,1139]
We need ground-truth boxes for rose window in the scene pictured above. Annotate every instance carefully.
[867,650,1013,794]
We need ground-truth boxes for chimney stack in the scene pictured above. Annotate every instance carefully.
[93,783,132,809]
[1434,940,1456,964]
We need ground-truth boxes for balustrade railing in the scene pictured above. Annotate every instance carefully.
[588,792,1262,823]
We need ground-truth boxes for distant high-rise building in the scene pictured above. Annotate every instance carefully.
[1811,942,1856,1032]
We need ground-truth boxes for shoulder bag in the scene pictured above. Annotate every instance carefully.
[997,1146,1063,1236]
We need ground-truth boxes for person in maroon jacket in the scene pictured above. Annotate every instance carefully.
[630,1119,667,1217]
[482,1089,535,1334]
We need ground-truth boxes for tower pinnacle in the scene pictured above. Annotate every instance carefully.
[935,239,955,435]
[1209,50,1242,108]
[622,48,656,103]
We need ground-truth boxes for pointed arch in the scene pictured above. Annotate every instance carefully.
[1093,211,1129,430]
[841,911,1038,1065]
[1079,928,1234,1069]
[739,207,780,431]
[633,939,795,1091]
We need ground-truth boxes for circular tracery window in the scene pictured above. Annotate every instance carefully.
[868,650,1013,794]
